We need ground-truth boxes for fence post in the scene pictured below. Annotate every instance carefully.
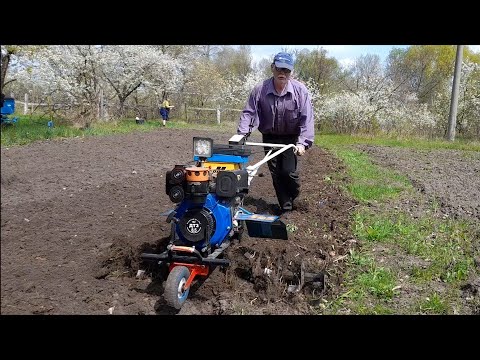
[24,93,28,114]
[216,106,221,124]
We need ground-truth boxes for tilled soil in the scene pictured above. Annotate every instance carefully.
[1,128,357,315]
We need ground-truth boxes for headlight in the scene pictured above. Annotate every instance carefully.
[193,137,213,158]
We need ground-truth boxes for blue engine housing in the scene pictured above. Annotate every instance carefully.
[174,193,233,250]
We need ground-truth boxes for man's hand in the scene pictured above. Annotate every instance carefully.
[295,144,306,156]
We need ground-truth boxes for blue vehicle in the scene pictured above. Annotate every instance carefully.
[1,97,19,125]
[141,135,297,309]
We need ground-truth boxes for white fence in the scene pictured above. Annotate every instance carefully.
[12,93,244,123]
[16,93,78,115]
[186,106,242,124]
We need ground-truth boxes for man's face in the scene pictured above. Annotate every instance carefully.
[271,64,292,83]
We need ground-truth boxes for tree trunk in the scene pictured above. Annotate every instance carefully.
[1,51,11,92]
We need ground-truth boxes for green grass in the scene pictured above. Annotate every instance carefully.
[352,261,398,300]
[318,142,412,203]
[323,250,400,314]
[325,209,477,314]
[2,115,80,146]
[417,293,449,314]
[355,211,475,283]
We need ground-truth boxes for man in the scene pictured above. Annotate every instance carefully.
[237,52,314,212]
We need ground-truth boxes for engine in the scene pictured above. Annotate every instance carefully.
[164,140,251,252]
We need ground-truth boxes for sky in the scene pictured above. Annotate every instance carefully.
[247,45,480,68]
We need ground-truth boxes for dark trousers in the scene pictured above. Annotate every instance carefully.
[160,107,169,120]
[262,133,300,207]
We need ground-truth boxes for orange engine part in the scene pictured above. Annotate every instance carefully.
[185,167,209,182]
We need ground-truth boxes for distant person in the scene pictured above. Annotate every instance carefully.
[236,52,314,212]
[159,98,174,126]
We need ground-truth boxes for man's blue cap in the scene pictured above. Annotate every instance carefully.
[273,52,294,71]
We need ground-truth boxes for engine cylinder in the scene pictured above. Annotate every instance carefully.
[185,166,210,204]
[185,167,209,182]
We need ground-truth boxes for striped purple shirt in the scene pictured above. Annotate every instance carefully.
[237,77,314,148]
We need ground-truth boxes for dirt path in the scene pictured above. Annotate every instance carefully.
[1,129,357,315]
